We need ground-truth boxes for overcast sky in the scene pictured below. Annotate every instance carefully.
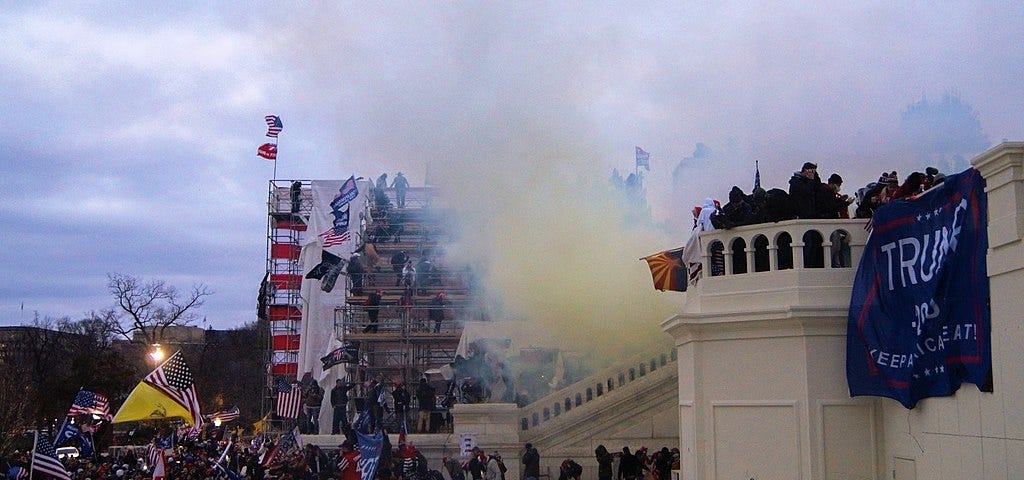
[2,2,1022,331]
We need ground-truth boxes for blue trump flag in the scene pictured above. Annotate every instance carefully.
[846,168,991,408]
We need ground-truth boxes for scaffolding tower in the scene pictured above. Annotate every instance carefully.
[263,179,481,430]
[334,186,482,386]
[265,180,311,384]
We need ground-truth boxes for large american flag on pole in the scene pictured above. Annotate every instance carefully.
[265,115,283,138]
[144,351,203,427]
[32,432,71,480]
[275,378,302,419]
[68,390,111,421]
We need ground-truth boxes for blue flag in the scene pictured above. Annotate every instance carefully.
[78,431,94,458]
[846,168,991,408]
[330,176,359,213]
[356,429,383,480]
[54,421,81,448]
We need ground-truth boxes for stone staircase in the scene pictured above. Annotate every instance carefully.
[304,344,680,479]
[518,344,680,477]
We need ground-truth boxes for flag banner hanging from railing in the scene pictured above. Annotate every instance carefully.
[846,168,991,409]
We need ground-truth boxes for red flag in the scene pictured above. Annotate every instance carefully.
[258,143,277,160]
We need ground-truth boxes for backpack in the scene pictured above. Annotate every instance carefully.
[497,459,507,474]
[568,461,582,478]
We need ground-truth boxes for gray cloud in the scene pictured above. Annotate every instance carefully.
[1,2,1022,335]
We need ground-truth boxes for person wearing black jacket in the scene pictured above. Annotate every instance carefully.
[616,447,644,480]
[465,448,487,480]
[363,290,382,333]
[522,443,540,480]
[789,162,822,219]
[391,251,408,286]
[331,379,356,435]
[393,382,410,429]
[595,445,613,480]
[416,378,436,433]
[653,447,673,480]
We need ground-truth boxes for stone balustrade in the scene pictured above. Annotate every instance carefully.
[697,218,870,275]
[519,346,677,431]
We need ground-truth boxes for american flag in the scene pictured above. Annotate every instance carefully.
[146,433,173,467]
[146,441,162,468]
[182,426,201,442]
[275,378,302,419]
[32,432,71,480]
[144,351,203,427]
[68,390,111,421]
[265,115,283,138]
[262,427,302,468]
[8,466,28,480]
[635,146,650,171]
[207,405,240,424]
[319,227,350,247]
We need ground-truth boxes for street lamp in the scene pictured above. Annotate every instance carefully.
[149,344,165,363]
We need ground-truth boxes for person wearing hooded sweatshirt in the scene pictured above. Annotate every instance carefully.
[595,445,613,480]
[521,444,540,480]
[682,197,723,281]
[720,186,753,228]
[652,448,673,480]
[616,447,642,480]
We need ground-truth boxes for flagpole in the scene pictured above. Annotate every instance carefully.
[273,134,278,181]
[28,430,37,480]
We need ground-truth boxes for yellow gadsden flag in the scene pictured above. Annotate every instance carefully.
[112,350,203,426]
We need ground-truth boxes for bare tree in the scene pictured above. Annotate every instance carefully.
[100,273,213,345]
[0,362,32,456]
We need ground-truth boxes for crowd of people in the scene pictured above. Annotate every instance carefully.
[1,420,685,480]
[694,162,948,231]
[282,374,456,438]
[681,162,949,278]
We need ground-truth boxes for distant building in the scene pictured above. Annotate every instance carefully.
[0,325,84,369]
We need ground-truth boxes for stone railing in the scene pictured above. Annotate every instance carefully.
[519,346,677,431]
[697,218,870,276]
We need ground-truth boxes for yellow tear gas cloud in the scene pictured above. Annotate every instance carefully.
[426,132,680,363]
